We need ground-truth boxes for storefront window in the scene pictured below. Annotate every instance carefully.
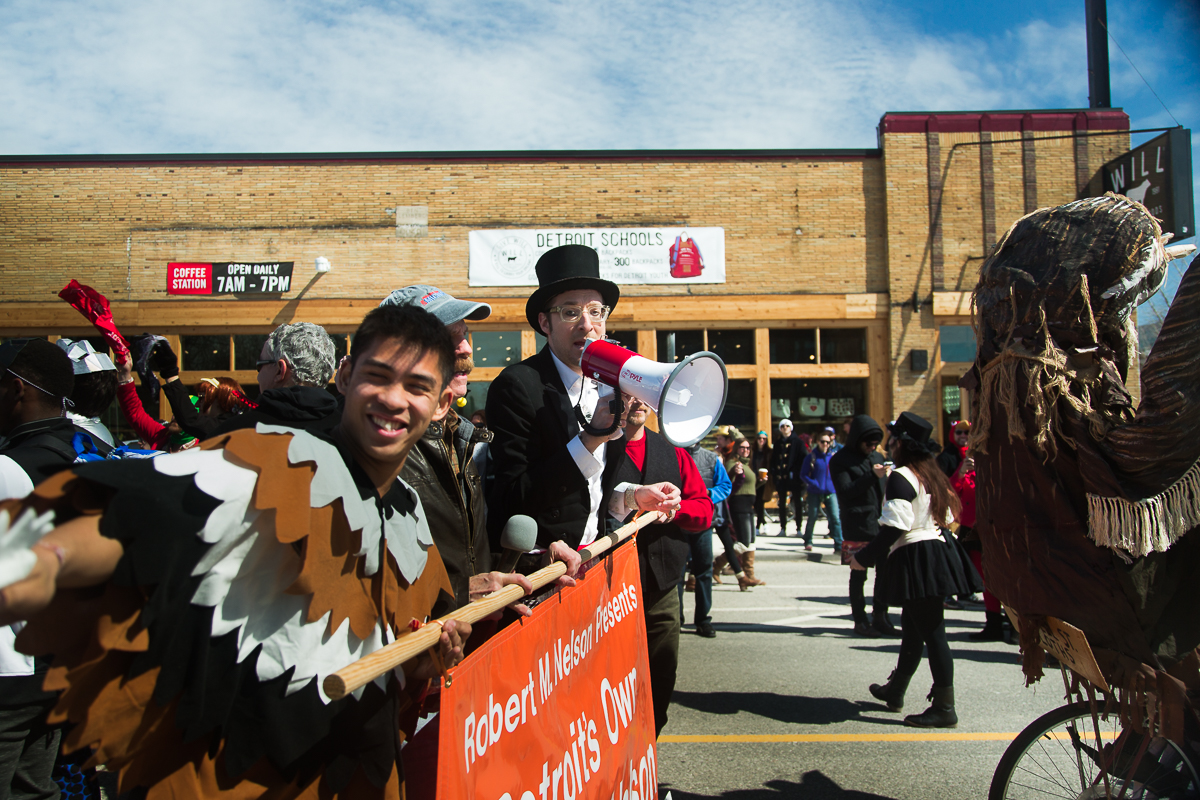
[182,335,230,371]
[769,378,866,433]
[606,330,639,353]
[461,381,490,421]
[707,329,754,365]
[717,379,756,431]
[820,328,867,363]
[656,330,704,363]
[472,331,521,368]
[768,329,817,363]
[233,334,269,370]
[940,326,976,363]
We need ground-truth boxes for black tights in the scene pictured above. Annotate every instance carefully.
[895,595,953,688]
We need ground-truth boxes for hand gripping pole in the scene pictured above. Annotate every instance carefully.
[322,511,663,701]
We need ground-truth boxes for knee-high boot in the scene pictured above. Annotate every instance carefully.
[741,550,766,587]
[712,554,727,584]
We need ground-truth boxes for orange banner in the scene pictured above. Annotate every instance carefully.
[437,538,658,800]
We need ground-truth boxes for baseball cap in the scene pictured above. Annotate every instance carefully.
[379,285,491,326]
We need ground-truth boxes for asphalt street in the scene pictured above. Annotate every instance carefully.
[658,517,1066,800]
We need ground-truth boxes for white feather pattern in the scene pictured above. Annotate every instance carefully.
[152,431,419,703]
[0,507,57,589]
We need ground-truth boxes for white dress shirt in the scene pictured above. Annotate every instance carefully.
[550,350,608,547]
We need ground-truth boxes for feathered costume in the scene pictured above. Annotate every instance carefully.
[6,426,453,798]
[969,193,1200,742]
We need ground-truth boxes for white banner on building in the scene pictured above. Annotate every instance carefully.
[468,227,726,286]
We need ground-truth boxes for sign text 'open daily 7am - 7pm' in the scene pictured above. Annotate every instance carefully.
[167,262,295,295]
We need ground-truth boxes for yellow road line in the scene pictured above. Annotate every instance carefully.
[659,733,1024,743]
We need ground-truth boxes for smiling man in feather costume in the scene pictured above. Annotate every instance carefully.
[0,304,475,799]
[968,193,1200,741]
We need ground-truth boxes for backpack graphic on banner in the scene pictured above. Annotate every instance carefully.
[669,232,704,279]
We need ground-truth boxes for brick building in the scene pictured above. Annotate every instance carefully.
[0,108,1132,442]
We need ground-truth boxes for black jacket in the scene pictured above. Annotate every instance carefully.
[163,379,240,440]
[211,386,341,437]
[829,415,885,542]
[771,433,807,490]
[0,417,106,484]
[936,439,962,477]
[400,412,492,610]
[486,346,620,550]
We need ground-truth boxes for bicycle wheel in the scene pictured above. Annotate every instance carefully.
[990,701,1199,799]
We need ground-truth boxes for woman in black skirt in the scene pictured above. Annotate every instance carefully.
[849,411,980,727]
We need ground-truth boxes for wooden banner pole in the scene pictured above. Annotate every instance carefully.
[323,511,663,700]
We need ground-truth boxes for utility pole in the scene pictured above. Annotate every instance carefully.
[1086,0,1112,108]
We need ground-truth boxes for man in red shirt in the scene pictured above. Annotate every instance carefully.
[605,398,713,737]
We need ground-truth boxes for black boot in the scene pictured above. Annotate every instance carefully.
[869,669,912,712]
[970,611,1005,641]
[872,612,901,638]
[904,686,958,728]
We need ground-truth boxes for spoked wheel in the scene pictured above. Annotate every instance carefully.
[990,702,1199,799]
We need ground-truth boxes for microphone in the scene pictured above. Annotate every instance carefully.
[497,515,539,573]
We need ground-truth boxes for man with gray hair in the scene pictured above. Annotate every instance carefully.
[210,322,340,435]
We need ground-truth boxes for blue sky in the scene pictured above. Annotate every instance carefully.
[1,0,1196,302]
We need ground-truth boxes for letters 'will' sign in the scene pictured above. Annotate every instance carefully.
[1102,128,1194,239]
[167,262,295,295]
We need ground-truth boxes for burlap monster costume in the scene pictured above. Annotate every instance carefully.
[969,194,1199,741]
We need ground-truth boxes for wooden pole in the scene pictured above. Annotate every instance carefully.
[323,511,663,701]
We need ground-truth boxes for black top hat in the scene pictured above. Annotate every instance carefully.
[525,245,620,333]
[887,411,939,457]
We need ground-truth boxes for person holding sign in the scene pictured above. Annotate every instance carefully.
[0,305,478,799]
[606,398,714,737]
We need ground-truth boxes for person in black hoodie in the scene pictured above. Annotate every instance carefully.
[211,322,341,436]
[829,414,897,637]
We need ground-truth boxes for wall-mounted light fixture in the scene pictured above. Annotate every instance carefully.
[315,257,332,273]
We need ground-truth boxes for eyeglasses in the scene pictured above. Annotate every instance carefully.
[545,304,611,323]
[817,439,832,445]
[736,445,752,452]
[256,359,275,371]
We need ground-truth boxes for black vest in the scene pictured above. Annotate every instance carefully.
[608,431,690,594]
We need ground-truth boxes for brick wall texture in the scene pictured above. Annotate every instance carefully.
[1,109,1133,420]
[1,157,889,302]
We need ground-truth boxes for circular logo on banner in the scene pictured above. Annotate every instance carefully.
[491,236,535,278]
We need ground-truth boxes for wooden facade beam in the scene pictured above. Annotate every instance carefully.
[0,293,889,335]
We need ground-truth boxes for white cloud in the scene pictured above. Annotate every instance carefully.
[0,0,1193,154]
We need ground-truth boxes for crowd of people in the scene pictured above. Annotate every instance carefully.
[0,243,1001,799]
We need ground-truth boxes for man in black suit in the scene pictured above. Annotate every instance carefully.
[486,245,679,553]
